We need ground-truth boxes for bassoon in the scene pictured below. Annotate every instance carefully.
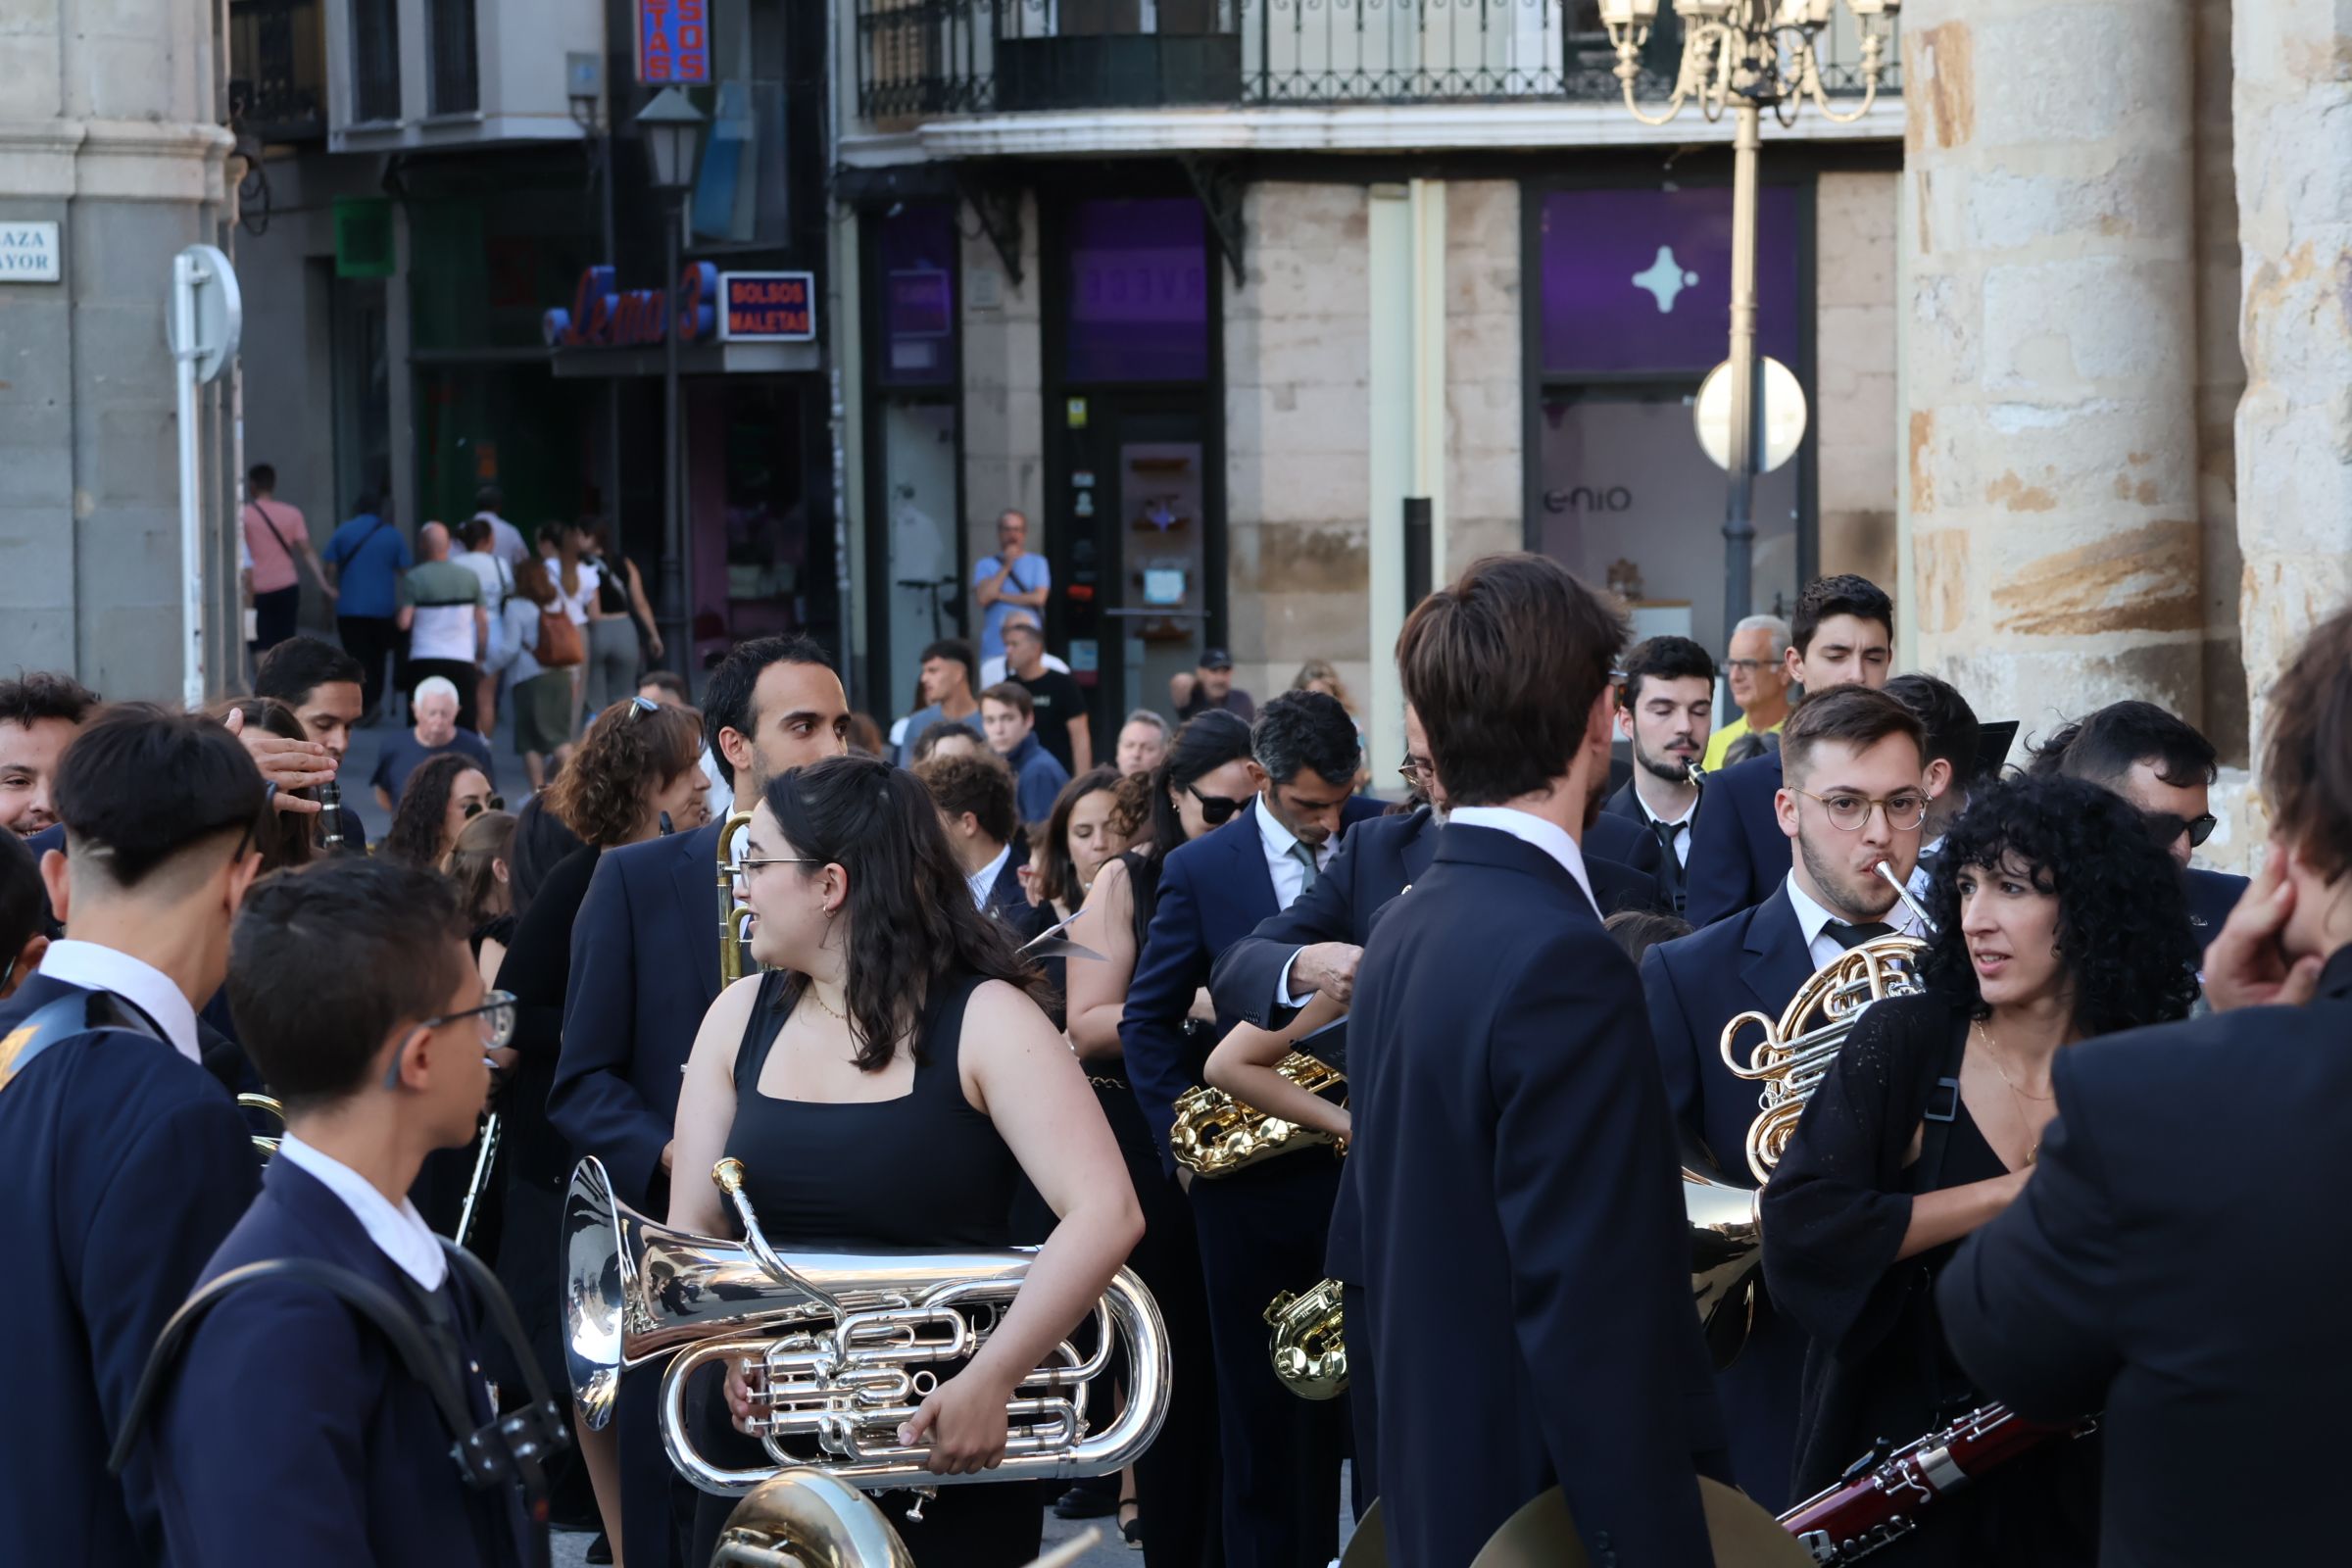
[1779,1400,2088,1564]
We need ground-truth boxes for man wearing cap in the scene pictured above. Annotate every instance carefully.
[1172,648,1256,723]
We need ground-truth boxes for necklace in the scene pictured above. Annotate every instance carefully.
[803,983,848,1021]
[1973,1019,2054,1165]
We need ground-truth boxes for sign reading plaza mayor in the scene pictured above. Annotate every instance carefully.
[543,263,720,349]
[718,271,816,342]
[636,0,710,83]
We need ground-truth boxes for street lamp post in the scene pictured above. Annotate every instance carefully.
[1597,0,1898,638]
[637,85,707,673]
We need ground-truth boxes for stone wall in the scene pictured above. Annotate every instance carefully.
[1901,0,2204,739]
[0,0,241,697]
[2192,0,2247,764]
[1223,181,1375,709]
[958,191,1045,564]
[1815,172,1901,591]
[1444,180,1523,578]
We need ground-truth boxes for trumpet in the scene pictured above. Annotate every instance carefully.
[564,1155,1169,1494]
[237,1092,286,1161]
[717,809,759,988]
[1169,1051,1346,1177]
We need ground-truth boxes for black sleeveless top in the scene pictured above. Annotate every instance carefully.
[723,967,1017,1250]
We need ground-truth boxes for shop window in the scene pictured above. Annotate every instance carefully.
[876,202,956,388]
[349,0,401,122]
[1537,186,1800,377]
[426,0,479,115]
[1064,198,1209,384]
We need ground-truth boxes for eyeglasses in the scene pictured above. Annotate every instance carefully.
[2144,810,2218,850]
[1725,659,1772,674]
[380,990,517,1088]
[1188,787,1250,827]
[739,855,823,878]
[462,796,507,819]
[1791,788,1930,834]
[1396,754,1433,789]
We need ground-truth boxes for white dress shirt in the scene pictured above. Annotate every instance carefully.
[276,1134,448,1291]
[966,841,1013,911]
[1629,785,1698,869]
[1782,870,1928,971]
[1254,794,1331,912]
[1446,806,1601,918]
[1907,834,1945,902]
[35,939,202,1065]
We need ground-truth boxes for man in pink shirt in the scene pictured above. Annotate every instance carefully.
[241,464,334,653]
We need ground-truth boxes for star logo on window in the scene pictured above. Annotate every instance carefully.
[1632,246,1701,314]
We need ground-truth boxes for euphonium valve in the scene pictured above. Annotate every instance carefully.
[563,1156,1170,1494]
[1265,1276,1348,1399]
[717,808,759,988]
[1169,1052,1346,1177]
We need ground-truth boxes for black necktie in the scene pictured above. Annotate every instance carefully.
[1651,819,1689,912]
[1826,919,1895,951]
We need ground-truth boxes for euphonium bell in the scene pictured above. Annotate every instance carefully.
[564,1155,1170,1494]
[716,809,759,988]
[708,1469,917,1568]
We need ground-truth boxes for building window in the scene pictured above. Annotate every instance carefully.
[426,0,479,114]
[876,202,956,388]
[1064,197,1209,384]
[1531,184,1805,654]
[349,0,401,122]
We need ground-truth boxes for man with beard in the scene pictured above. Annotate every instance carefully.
[1685,575,1896,926]
[1603,636,1715,915]
[1639,684,1929,1510]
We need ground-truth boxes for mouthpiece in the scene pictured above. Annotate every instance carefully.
[1875,859,1936,933]
[712,1157,746,1196]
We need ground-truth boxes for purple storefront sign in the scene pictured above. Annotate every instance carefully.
[877,203,956,386]
[1539,187,1801,376]
[1065,199,1209,385]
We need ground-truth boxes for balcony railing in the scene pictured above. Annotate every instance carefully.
[228,0,328,141]
[858,0,1899,120]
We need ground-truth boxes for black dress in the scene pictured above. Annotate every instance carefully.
[687,966,1046,1568]
[1762,992,2099,1566]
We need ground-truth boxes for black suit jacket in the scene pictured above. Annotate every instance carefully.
[1938,948,2352,1567]
[1351,824,1721,1568]
[1603,779,1697,912]
[548,818,725,1213]
[1684,753,1785,927]
[2182,865,2247,954]
[1638,888,1814,1508]
[151,1158,529,1567]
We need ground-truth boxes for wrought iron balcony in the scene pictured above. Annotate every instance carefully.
[856,0,1899,121]
[228,0,328,141]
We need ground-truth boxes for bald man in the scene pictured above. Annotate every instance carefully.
[397,520,489,735]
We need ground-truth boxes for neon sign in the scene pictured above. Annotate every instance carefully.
[543,263,719,350]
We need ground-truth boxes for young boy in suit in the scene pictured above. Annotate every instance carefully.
[141,857,540,1568]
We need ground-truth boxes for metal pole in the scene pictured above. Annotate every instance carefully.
[601,117,624,574]
[1723,97,1761,642]
[173,251,208,710]
[662,194,689,669]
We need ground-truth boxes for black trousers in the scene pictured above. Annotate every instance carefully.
[252,584,300,653]
[408,657,483,735]
[1188,1154,1348,1568]
[338,613,401,717]
[1342,1282,1377,1517]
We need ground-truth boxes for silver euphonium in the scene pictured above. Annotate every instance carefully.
[564,1155,1169,1495]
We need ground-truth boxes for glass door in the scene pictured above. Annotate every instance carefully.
[1105,407,1207,723]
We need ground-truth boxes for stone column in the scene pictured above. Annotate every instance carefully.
[1901,1,2204,734]
[0,0,238,695]
[2233,0,2352,769]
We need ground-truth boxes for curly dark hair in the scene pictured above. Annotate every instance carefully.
[546,698,703,848]
[379,753,488,870]
[762,755,1051,1072]
[1917,772,2200,1036]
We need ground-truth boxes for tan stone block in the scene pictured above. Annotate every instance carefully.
[1914,526,1969,636]
[1245,589,1381,671]
[1234,452,1374,528]
[1445,180,1518,260]
[1446,517,1522,578]
[1903,20,1976,155]
[1821,509,1898,588]
[1818,440,1898,515]
[1254,521,1371,595]
[1972,5,2189,151]
[1982,255,2194,392]
[1989,518,2202,638]
[1816,172,1898,306]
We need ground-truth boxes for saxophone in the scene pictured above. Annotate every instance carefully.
[1264,1276,1348,1399]
[1168,1051,1347,1177]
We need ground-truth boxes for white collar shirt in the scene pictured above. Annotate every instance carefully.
[1907,834,1946,902]
[35,940,201,1064]
[1254,794,1330,912]
[1629,786,1699,869]
[1783,871,1927,970]
[967,841,1012,911]
[276,1135,449,1291]
[1446,806,1601,919]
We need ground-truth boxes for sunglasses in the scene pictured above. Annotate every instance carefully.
[1189,787,1250,827]
[2145,810,2218,850]
[462,795,508,819]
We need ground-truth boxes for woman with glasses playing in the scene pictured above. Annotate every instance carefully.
[1761,772,2200,1566]
[664,755,1142,1566]
[379,753,498,873]
[487,696,709,1553]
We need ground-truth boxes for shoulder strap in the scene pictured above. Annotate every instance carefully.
[1914,1011,1971,1195]
[732,970,795,1098]
[251,502,296,560]
[0,992,141,1094]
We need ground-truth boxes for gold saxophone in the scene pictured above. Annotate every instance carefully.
[1265,1276,1348,1399]
[1686,930,1929,1366]
[1168,1051,1346,1178]
[717,808,759,988]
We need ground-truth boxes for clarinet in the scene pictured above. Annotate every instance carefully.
[1779,1400,2086,1564]
[318,780,345,851]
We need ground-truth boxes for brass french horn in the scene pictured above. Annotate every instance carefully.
[717,808,759,988]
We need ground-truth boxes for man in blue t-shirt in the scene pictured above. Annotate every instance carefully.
[970,508,1051,665]
[368,676,496,810]
[321,496,414,722]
